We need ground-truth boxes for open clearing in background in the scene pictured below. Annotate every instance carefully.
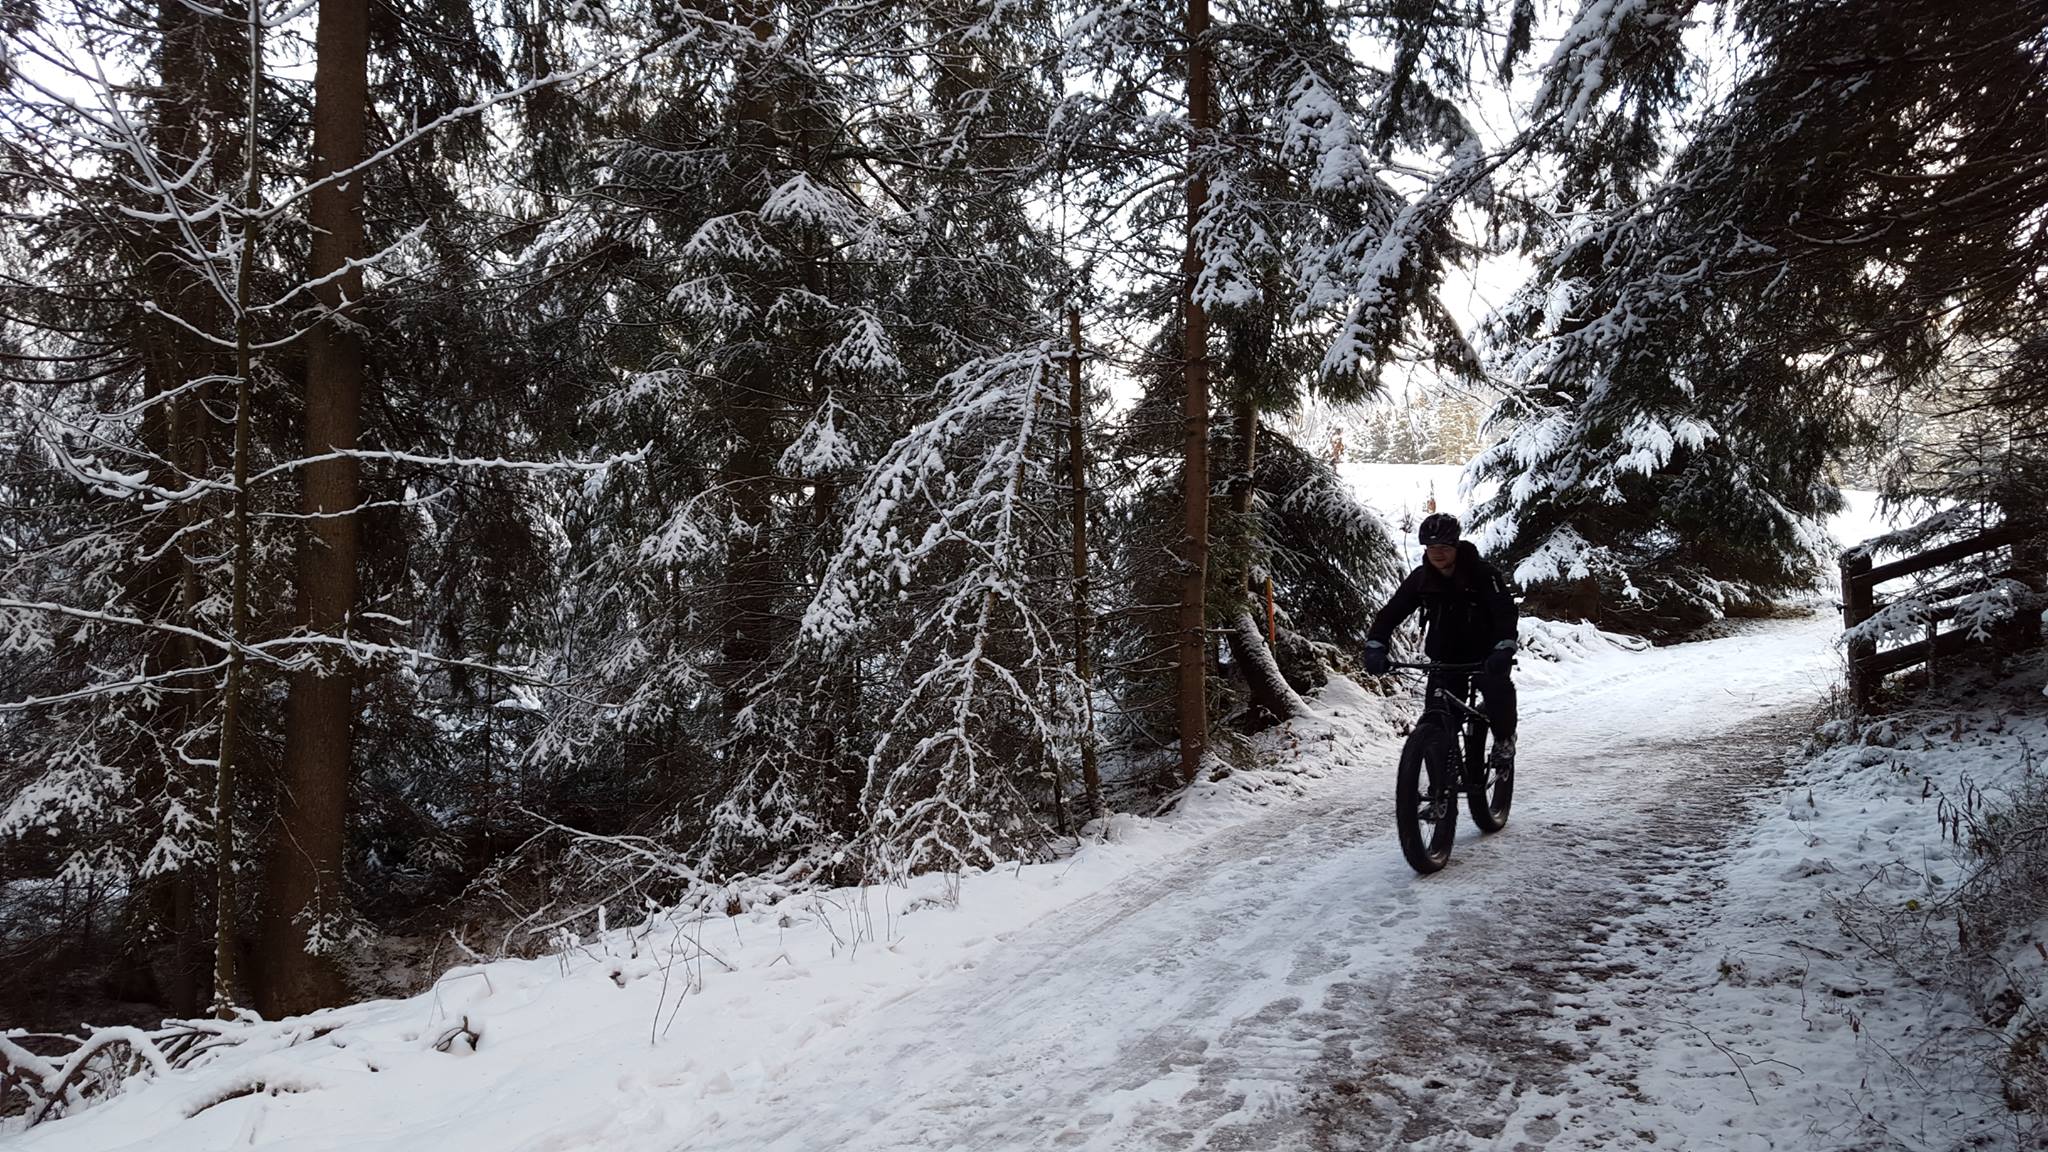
[1337,461,1898,571]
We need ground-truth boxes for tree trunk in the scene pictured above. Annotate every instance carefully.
[213,222,253,1019]
[1176,0,1213,784]
[1220,393,1306,720]
[1229,611,1307,717]
[1066,307,1105,822]
[208,0,266,1020]
[132,0,229,1017]
[716,7,785,703]
[718,409,780,691]
[262,0,368,1017]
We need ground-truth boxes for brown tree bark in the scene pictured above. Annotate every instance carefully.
[261,0,368,1017]
[1066,308,1105,822]
[211,0,267,1018]
[1177,0,1213,784]
[716,7,788,705]
[215,248,253,1017]
[128,0,234,1017]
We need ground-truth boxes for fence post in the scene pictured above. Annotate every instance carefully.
[1841,550,1875,711]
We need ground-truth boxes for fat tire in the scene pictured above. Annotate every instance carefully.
[1463,720,1512,833]
[1396,726,1458,874]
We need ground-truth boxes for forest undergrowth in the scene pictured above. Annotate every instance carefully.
[1811,645,2048,1138]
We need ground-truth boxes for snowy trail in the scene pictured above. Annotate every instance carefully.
[1,613,1872,1152]
[673,616,1843,1151]
[9,485,1969,1152]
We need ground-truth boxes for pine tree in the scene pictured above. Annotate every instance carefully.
[1,0,598,1016]
[1064,0,1509,744]
[0,0,295,1018]
[257,0,369,1019]
[500,0,1069,892]
[1472,0,2048,637]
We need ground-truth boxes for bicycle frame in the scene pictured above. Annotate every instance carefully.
[1388,661,1487,731]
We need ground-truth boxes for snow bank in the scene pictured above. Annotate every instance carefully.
[1831,488,1933,557]
[1513,615,1652,693]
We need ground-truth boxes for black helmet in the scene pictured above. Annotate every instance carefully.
[1418,513,1460,546]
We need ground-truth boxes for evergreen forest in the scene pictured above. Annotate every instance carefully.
[2,0,2042,1033]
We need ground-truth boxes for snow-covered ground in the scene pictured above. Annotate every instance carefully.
[14,475,2022,1152]
[0,680,1412,1152]
[1338,460,1473,521]
[1544,648,2047,1152]
[10,612,2016,1151]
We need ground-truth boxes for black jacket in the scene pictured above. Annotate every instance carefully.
[1367,541,1518,663]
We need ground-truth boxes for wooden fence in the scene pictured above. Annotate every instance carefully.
[1839,523,2036,711]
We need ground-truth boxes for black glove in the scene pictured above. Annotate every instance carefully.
[1364,641,1390,676]
[1484,642,1515,677]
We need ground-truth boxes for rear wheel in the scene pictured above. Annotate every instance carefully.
[1463,720,1512,833]
[1396,726,1458,874]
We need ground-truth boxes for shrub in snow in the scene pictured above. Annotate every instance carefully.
[703,348,1081,880]
[1813,650,2048,1131]
[0,1019,247,1130]
[1953,740,2048,1119]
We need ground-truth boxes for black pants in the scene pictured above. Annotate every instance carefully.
[1427,668,1516,740]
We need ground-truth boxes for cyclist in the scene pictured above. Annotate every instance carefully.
[1362,513,1519,771]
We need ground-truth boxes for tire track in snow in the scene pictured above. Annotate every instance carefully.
[1304,713,1809,1150]
[695,792,1403,1151]
[675,619,1830,1152]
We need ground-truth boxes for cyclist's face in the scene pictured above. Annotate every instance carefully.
[1425,543,1458,573]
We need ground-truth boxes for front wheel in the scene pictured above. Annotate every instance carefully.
[1396,726,1459,874]
[1463,721,1513,833]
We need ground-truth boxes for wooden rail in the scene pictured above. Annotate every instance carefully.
[1840,523,2035,711]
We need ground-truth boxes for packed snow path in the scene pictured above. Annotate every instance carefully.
[679,616,1837,1152]
[16,609,1988,1152]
